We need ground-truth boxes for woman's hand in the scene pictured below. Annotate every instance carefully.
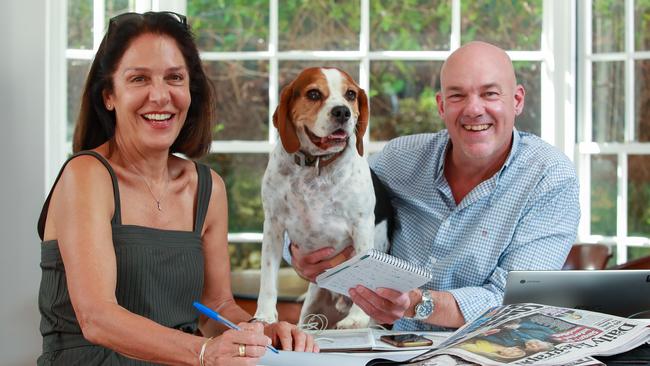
[203,322,270,365]
[264,321,319,352]
[348,286,414,324]
[290,243,354,282]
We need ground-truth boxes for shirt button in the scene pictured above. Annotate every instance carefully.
[441,220,450,229]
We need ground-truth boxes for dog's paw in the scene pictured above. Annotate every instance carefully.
[335,314,371,329]
[253,309,278,324]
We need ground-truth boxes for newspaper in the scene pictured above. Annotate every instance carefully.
[406,303,650,366]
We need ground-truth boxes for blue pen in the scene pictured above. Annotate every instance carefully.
[193,301,279,354]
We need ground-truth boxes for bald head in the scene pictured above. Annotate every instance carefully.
[440,41,517,90]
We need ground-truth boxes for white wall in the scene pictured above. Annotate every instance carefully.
[0,0,46,364]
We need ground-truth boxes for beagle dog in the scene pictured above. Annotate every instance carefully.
[254,67,376,329]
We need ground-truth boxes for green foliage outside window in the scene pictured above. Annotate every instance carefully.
[370,0,451,50]
[199,154,266,233]
[188,0,268,52]
[279,0,360,50]
[460,0,542,50]
[67,0,92,49]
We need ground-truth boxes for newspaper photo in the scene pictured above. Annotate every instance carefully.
[408,303,650,366]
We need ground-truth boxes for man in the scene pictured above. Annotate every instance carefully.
[289,41,580,331]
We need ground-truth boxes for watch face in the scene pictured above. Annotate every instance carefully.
[416,301,433,318]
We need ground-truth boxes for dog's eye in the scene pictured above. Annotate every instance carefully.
[307,89,322,101]
[345,90,357,101]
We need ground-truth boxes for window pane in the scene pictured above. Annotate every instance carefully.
[105,0,130,26]
[628,247,650,262]
[229,243,308,299]
[204,61,269,141]
[369,61,443,141]
[278,0,359,51]
[67,59,92,141]
[592,61,625,142]
[229,242,263,270]
[635,60,650,142]
[636,0,650,51]
[628,155,650,237]
[591,155,617,236]
[370,0,451,51]
[200,153,267,233]
[461,0,542,50]
[592,0,625,53]
[188,0,269,52]
[278,61,359,88]
[514,61,541,136]
[68,0,93,49]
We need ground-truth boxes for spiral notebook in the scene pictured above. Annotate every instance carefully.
[315,249,433,295]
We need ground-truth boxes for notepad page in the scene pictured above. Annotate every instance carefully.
[316,254,432,296]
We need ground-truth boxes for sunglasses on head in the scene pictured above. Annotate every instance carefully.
[108,11,188,32]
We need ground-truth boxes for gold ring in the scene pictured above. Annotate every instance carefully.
[238,344,246,357]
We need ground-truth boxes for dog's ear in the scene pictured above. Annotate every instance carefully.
[273,83,300,154]
[355,88,369,156]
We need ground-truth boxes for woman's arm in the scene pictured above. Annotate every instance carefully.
[198,170,253,335]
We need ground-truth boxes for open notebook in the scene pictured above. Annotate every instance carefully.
[315,249,433,296]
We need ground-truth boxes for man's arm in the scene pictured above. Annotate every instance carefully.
[447,176,580,323]
[348,286,466,328]
[350,175,580,328]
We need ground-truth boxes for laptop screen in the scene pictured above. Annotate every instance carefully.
[503,270,650,319]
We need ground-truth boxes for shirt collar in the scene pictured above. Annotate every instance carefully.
[503,127,519,168]
[435,134,451,179]
[497,127,520,180]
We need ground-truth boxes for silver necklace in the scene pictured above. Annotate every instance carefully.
[122,154,170,211]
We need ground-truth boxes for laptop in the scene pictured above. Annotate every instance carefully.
[503,270,650,318]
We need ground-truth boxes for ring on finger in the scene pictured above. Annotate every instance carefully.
[238,344,246,357]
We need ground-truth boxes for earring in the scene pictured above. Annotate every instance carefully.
[106,104,113,110]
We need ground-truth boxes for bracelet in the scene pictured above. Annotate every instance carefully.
[198,336,214,366]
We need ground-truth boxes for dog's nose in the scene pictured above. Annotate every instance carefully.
[331,105,351,124]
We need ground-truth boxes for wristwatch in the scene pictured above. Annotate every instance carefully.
[411,289,435,320]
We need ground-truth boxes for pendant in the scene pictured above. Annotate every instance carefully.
[156,201,162,211]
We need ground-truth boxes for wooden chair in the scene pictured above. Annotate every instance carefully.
[562,243,611,270]
[609,255,650,269]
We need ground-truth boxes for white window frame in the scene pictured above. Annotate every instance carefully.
[576,0,650,263]
[48,0,575,246]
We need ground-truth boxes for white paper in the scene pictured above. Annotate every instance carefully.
[258,348,423,366]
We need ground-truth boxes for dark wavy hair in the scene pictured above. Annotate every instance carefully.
[72,11,214,158]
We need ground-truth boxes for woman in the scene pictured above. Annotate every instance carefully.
[37,11,316,365]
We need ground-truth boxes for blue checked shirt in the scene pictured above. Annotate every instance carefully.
[369,129,580,331]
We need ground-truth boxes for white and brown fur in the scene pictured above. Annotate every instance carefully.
[254,67,376,329]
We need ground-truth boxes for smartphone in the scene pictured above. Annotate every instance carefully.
[379,334,433,347]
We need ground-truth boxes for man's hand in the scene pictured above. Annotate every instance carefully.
[290,243,354,282]
[348,286,416,324]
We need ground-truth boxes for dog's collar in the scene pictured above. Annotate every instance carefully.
[293,150,344,176]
